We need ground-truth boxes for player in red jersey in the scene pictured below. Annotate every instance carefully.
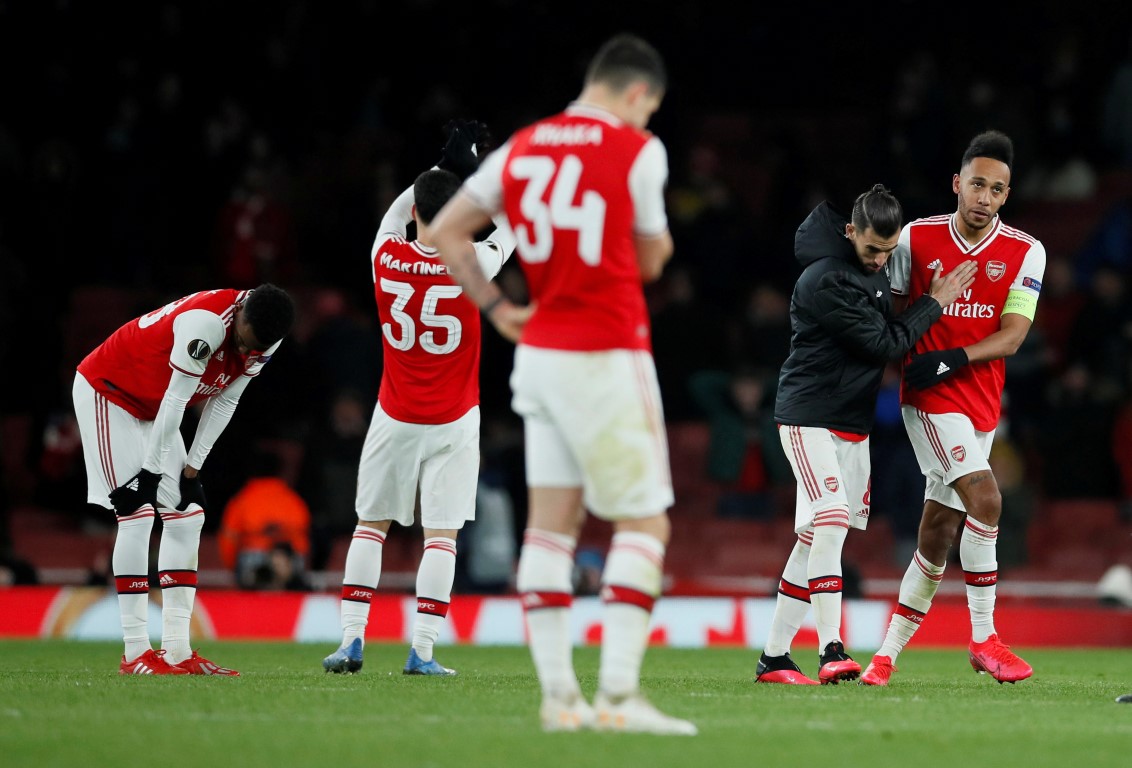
[73,284,295,675]
[321,123,516,678]
[429,35,696,735]
[860,131,1046,686]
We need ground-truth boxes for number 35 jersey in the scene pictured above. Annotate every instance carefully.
[371,233,507,425]
[464,103,670,353]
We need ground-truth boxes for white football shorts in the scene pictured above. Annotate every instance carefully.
[778,424,871,533]
[901,405,994,510]
[510,345,673,520]
[72,373,186,510]
[355,402,479,529]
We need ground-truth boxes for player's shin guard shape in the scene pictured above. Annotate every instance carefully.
[808,511,849,649]
[412,537,456,662]
[516,529,578,699]
[960,517,999,643]
[340,525,385,645]
[876,550,944,662]
[157,506,204,663]
[598,531,665,698]
[113,507,156,661]
[765,532,812,657]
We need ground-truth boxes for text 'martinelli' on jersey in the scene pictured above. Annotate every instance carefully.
[530,124,603,146]
[379,252,450,275]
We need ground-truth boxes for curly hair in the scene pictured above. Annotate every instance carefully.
[244,283,295,347]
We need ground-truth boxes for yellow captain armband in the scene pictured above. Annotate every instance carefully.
[1002,289,1038,321]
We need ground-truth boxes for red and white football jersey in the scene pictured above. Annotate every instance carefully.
[77,289,277,421]
[371,235,503,425]
[464,103,670,352]
[891,214,1046,431]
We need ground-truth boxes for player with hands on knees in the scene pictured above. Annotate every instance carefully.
[74,283,295,676]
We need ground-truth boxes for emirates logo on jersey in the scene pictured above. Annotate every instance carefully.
[951,446,966,462]
[824,477,839,492]
[985,260,1007,281]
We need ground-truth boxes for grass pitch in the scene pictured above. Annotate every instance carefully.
[1,640,1130,768]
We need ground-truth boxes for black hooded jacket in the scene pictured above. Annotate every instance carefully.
[774,202,943,434]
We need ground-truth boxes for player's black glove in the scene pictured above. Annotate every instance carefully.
[176,472,207,512]
[108,469,161,517]
[437,119,492,180]
[904,348,968,389]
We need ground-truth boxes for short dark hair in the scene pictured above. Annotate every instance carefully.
[244,283,295,347]
[851,183,903,238]
[585,33,667,94]
[413,169,462,224]
[961,130,1014,172]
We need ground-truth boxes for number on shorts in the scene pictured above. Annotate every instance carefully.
[510,154,606,265]
[380,279,463,354]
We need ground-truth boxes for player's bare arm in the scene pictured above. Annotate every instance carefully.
[635,230,674,282]
[961,312,1032,363]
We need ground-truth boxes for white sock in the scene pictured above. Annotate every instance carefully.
[764,532,812,657]
[157,507,205,663]
[960,517,999,643]
[808,509,850,650]
[877,550,945,662]
[597,531,665,698]
[340,525,385,646]
[412,537,457,662]
[113,507,156,661]
[516,528,578,699]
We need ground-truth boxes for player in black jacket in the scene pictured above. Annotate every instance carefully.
[755,185,977,685]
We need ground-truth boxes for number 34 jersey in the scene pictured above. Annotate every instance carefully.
[464,103,670,353]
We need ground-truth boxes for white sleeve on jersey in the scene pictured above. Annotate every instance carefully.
[185,375,251,471]
[629,136,669,238]
[474,214,517,280]
[170,309,227,376]
[141,368,198,475]
[889,225,913,296]
[461,141,510,214]
[371,183,415,259]
[1009,240,1047,294]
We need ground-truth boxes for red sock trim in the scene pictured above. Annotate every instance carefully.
[600,584,656,612]
[808,575,843,594]
[964,569,998,587]
[895,602,927,625]
[778,579,811,603]
[341,584,375,603]
[417,598,450,617]
[521,591,572,611]
[115,575,150,594]
[157,570,197,589]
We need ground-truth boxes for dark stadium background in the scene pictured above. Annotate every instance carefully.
[2,0,1132,592]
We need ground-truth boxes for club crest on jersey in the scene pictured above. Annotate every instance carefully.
[951,445,966,462]
[187,339,212,361]
[824,477,839,492]
[985,260,1007,281]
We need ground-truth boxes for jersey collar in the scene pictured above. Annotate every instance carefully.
[948,213,1001,256]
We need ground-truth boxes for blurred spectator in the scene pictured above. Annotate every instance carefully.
[212,162,300,288]
[298,389,369,571]
[1040,365,1121,499]
[219,449,311,589]
[1031,256,1086,375]
[1064,262,1132,391]
[728,282,791,371]
[251,542,312,591]
[0,549,38,586]
[650,265,724,421]
[1101,32,1132,168]
[689,366,790,518]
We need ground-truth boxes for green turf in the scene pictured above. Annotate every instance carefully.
[1,640,1130,767]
